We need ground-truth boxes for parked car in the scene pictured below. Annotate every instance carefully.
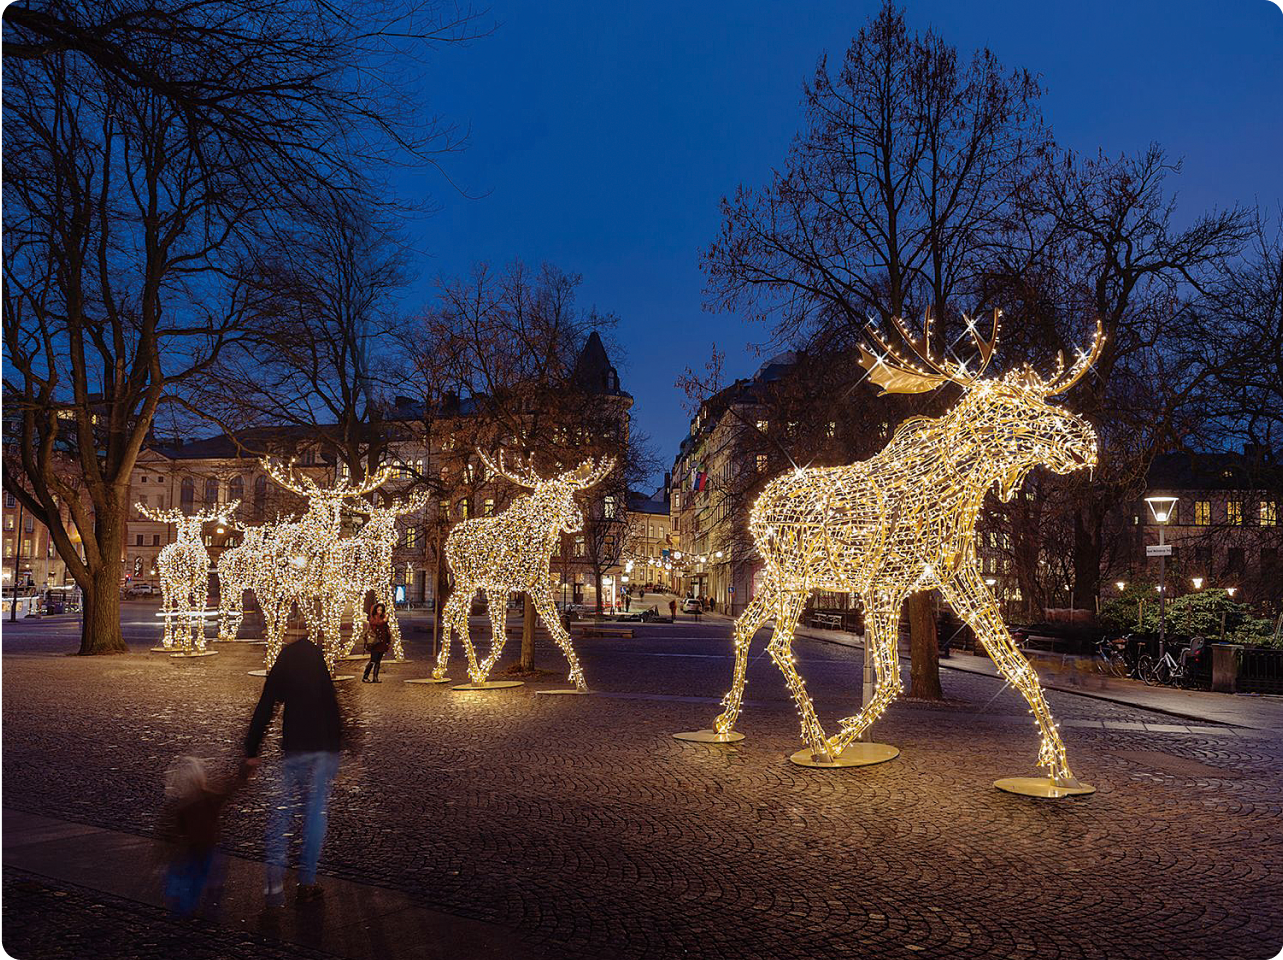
[124,583,159,598]
[681,597,703,614]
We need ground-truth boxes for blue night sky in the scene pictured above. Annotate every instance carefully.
[398,0,1283,481]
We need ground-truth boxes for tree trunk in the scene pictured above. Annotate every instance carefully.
[520,591,536,672]
[1072,507,1102,614]
[80,559,128,655]
[908,591,942,700]
[593,569,604,617]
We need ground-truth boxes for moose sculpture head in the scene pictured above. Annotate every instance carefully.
[136,500,241,539]
[858,309,1102,501]
[474,450,616,536]
[697,310,1105,796]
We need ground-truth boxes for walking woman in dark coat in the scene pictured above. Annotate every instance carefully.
[363,603,392,682]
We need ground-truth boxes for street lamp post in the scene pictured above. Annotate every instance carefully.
[1144,495,1178,660]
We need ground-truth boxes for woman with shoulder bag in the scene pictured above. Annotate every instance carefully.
[362,603,392,683]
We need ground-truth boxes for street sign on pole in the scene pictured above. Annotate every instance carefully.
[1146,544,1173,557]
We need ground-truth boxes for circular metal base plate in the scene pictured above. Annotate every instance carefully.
[535,688,591,696]
[330,675,357,683]
[229,638,267,644]
[247,669,268,677]
[150,646,175,653]
[170,650,218,659]
[452,680,524,690]
[673,729,745,744]
[994,776,1096,798]
[404,677,453,685]
[788,743,900,768]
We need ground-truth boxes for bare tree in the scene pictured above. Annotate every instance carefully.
[2,0,481,654]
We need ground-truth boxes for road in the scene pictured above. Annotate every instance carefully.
[2,607,1281,959]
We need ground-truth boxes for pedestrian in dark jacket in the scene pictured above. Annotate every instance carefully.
[363,603,391,683]
[244,637,343,905]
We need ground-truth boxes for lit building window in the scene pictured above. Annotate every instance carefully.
[1227,501,1243,525]
[604,496,617,519]
[1194,500,1211,526]
[826,421,836,438]
[755,420,768,432]
[756,454,768,474]
[1261,501,1277,527]
[484,498,495,516]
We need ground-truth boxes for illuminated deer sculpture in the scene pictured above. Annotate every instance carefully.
[710,312,1104,791]
[332,493,431,662]
[253,460,392,671]
[138,500,240,653]
[433,452,616,690]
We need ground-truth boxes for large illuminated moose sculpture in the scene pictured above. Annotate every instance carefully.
[333,493,431,662]
[699,311,1104,797]
[138,500,240,654]
[433,452,615,691]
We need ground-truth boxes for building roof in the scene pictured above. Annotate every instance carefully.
[1145,449,1282,493]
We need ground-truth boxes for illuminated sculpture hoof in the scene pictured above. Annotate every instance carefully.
[788,743,899,768]
[404,677,453,685]
[452,680,524,690]
[994,776,1096,798]
[535,688,591,696]
[673,729,745,744]
[170,650,218,659]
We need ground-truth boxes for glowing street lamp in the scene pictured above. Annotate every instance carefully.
[1115,581,1127,592]
[1144,494,1178,658]
[1227,586,1238,598]
[1191,577,1203,590]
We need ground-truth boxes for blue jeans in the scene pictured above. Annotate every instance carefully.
[265,751,340,887]
[165,851,219,916]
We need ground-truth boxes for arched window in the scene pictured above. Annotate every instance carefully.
[204,477,219,505]
[253,476,268,519]
[227,475,244,505]
[180,478,195,515]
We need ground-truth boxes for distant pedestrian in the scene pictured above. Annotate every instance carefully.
[708,596,716,613]
[624,592,632,612]
[669,598,677,620]
[160,755,249,917]
[245,636,343,906]
[363,603,391,683]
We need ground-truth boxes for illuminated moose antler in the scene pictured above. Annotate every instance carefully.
[434,452,617,690]
[711,314,1104,793]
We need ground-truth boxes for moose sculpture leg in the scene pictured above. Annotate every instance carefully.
[428,595,466,681]
[828,593,906,756]
[763,593,839,762]
[529,592,589,693]
[938,573,1093,797]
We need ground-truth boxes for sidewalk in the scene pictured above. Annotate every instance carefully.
[698,611,1283,734]
[2,809,544,960]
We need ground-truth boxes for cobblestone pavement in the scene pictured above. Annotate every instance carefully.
[3,609,1282,959]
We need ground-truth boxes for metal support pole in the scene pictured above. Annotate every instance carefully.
[1158,525,1167,659]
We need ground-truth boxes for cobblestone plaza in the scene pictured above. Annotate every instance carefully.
[3,609,1281,959]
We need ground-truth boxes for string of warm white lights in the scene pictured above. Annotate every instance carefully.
[433,451,615,690]
[712,311,1104,785]
[217,525,267,642]
[137,501,239,653]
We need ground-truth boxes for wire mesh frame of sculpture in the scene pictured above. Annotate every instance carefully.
[712,311,1104,786]
[254,460,393,672]
[433,452,616,690]
[137,501,240,652]
[216,525,269,642]
[332,493,431,661]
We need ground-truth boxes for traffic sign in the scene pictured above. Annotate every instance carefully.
[1145,544,1172,557]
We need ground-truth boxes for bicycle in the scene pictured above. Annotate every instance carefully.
[1137,644,1192,687]
[1095,635,1133,678]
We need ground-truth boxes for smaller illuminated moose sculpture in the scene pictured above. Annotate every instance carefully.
[138,500,240,653]
[216,524,268,642]
[709,312,1104,793]
[433,452,616,690]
